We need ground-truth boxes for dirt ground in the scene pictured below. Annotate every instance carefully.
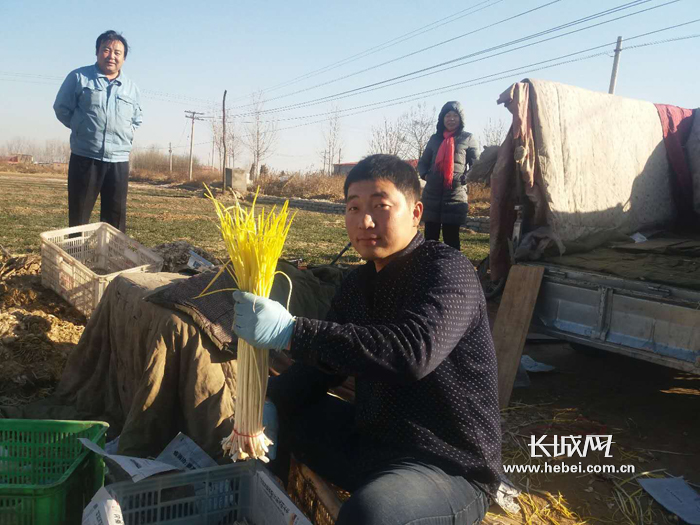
[0,250,85,406]
[1,250,698,524]
[483,342,700,524]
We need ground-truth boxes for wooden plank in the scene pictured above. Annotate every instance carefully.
[493,265,544,409]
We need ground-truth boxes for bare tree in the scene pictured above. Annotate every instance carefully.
[211,118,224,171]
[41,140,58,163]
[402,102,435,160]
[242,92,277,181]
[212,118,242,171]
[319,106,342,175]
[481,118,508,147]
[55,140,71,163]
[368,116,409,158]
[226,123,242,170]
[41,139,70,163]
[2,136,34,156]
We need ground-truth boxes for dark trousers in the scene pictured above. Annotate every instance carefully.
[424,221,461,251]
[68,154,129,232]
[270,393,489,525]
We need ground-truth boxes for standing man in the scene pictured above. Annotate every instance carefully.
[54,30,142,232]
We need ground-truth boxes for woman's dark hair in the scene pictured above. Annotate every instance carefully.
[344,154,421,204]
[95,30,129,58]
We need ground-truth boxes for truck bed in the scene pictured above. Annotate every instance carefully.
[541,237,700,291]
[527,237,700,373]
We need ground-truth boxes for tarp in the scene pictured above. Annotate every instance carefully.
[542,240,700,291]
[1,265,346,460]
[689,110,700,215]
[0,272,238,459]
[654,104,696,223]
[491,79,685,279]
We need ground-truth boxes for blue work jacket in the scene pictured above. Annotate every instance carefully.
[54,64,142,163]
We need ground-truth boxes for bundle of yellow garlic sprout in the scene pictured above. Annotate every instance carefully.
[203,186,294,463]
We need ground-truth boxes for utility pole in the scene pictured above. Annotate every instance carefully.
[222,90,228,191]
[168,142,173,173]
[608,36,623,95]
[185,110,205,181]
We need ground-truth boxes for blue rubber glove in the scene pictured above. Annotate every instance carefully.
[262,400,278,460]
[232,291,295,351]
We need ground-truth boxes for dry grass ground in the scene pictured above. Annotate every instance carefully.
[253,172,492,217]
[481,343,700,525]
[0,172,490,267]
[0,169,488,403]
[2,245,697,524]
[4,172,693,524]
[0,252,85,405]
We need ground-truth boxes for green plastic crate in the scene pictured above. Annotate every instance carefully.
[0,419,109,525]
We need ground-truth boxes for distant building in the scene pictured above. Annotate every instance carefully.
[333,162,357,176]
[0,154,33,164]
[333,158,418,175]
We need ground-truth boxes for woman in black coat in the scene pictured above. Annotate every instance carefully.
[418,101,480,251]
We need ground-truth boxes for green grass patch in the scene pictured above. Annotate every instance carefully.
[0,174,489,266]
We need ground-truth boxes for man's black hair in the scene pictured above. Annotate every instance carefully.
[344,154,421,203]
[96,30,129,58]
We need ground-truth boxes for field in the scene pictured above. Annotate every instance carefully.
[0,172,490,266]
[1,171,698,524]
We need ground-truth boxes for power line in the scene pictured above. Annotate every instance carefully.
[0,70,218,108]
[225,0,503,103]
[229,0,564,110]
[0,0,668,113]
[0,76,216,109]
[133,140,213,151]
[621,32,700,50]
[291,0,686,113]
[134,30,698,155]
[141,90,215,105]
[185,110,206,181]
[226,27,700,135]
[174,120,189,148]
[4,16,695,151]
[0,0,670,116]
[228,0,676,118]
[235,0,680,117]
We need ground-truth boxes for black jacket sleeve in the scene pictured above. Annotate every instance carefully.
[266,301,347,416]
[290,250,484,384]
[417,137,436,180]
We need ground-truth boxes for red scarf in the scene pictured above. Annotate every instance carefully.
[435,130,456,189]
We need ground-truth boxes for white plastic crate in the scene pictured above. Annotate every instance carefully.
[40,222,163,317]
[107,461,311,525]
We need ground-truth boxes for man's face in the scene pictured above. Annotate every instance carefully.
[345,179,423,271]
[96,39,125,77]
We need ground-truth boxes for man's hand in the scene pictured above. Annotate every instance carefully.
[232,291,294,351]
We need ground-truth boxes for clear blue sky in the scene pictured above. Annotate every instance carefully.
[0,0,698,171]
